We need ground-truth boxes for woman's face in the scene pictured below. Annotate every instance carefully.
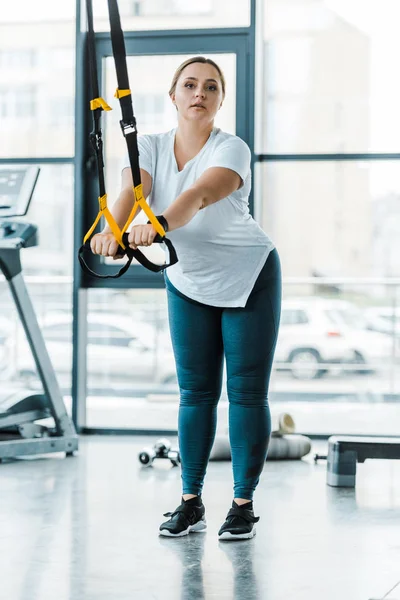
[171,62,224,124]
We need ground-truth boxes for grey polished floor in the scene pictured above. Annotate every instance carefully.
[0,436,400,600]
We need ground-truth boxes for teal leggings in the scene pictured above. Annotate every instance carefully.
[165,248,282,500]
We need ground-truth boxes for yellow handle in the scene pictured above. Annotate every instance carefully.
[83,194,124,249]
[83,186,166,250]
[133,184,166,237]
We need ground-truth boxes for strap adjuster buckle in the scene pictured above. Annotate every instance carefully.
[89,131,103,153]
[120,118,137,138]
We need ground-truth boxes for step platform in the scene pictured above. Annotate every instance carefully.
[327,436,400,487]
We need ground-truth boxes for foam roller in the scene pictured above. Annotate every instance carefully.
[267,434,311,460]
[209,434,311,461]
[272,412,296,436]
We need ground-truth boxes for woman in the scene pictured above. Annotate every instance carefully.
[91,56,282,541]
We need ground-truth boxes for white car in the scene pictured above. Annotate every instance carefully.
[3,312,177,386]
[275,297,397,380]
[363,306,400,337]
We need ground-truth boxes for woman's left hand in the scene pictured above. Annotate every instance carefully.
[127,224,157,249]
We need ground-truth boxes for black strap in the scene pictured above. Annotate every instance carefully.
[118,232,178,273]
[78,232,178,279]
[81,0,179,279]
[226,508,260,523]
[86,0,106,199]
[107,0,140,183]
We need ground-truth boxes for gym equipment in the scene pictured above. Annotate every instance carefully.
[0,166,78,461]
[210,434,312,461]
[325,436,400,488]
[137,414,311,466]
[272,412,296,436]
[79,0,178,279]
[138,438,181,468]
[210,413,312,461]
[0,166,39,219]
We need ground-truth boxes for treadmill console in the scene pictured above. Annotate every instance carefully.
[0,166,39,219]
[0,166,40,250]
[0,166,40,279]
[0,221,38,249]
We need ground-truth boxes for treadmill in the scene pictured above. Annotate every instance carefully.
[0,166,78,460]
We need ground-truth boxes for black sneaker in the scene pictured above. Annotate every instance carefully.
[218,501,260,540]
[159,497,207,537]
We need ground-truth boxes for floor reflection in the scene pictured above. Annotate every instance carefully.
[159,532,261,600]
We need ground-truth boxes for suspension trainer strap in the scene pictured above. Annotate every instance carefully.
[107,0,179,247]
[79,0,132,279]
[83,0,122,247]
[78,234,178,278]
[79,0,178,278]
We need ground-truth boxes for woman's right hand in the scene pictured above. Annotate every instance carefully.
[90,233,124,259]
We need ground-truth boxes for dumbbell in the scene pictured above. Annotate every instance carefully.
[138,437,181,468]
[314,453,328,463]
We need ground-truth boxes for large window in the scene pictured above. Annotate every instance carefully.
[0,5,76,158]
[0,3,76,419]
[259,0,400,154]
[255,160,400,279]
[2,1,398,437]
[3,278,399,435]
[252,0,400,436]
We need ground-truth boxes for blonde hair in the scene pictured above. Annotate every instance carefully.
[169,56,226,99]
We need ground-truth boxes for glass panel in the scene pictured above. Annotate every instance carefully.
[250,158,400,435]
[2,278,399,435]
[0,2,75,23]
[17,164,75,276]
[259,0,400,153]
[0,278,73,412]
[92,0,250,31]
[82,284,400,434]
[85,287,180,430]
[254,160,400,278]
[98,52,236,267]
[0,4,75,158]
[268,278,400,436]
[0,161,74,399]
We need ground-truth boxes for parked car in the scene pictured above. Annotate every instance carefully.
[275,297,398,380]
[363,306,400,337]
[3,312,177,386]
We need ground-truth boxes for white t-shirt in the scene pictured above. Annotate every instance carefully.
[125,127,275,308]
